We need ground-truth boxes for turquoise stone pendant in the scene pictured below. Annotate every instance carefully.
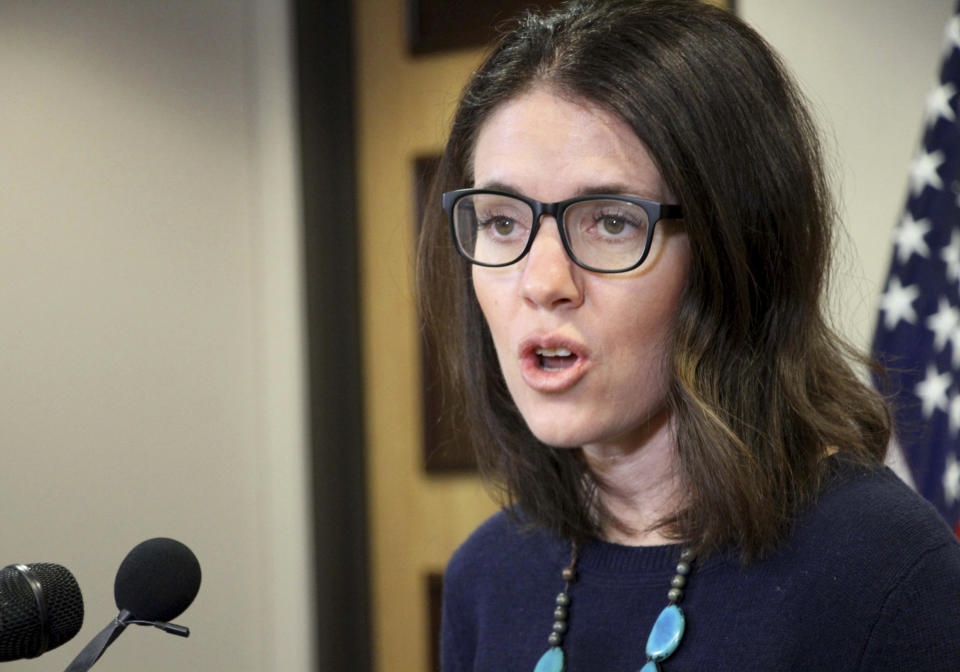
[533,646,564,672]
[534,546,692,672]
[645,604,685,661]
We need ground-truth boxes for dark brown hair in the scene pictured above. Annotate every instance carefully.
[417,0,891,561]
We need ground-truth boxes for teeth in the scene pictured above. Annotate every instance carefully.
[535,347,572,357]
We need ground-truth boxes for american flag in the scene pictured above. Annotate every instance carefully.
[872,3,960,538]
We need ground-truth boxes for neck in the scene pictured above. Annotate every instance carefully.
[581,408,682,546]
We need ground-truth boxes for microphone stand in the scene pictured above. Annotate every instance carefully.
[63,610,131,672]
[62,610,189,672]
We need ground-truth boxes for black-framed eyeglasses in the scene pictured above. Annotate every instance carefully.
[442,188,683,273]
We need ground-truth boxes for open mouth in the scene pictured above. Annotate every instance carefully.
[518,336,590,392]
[535,347,578,371]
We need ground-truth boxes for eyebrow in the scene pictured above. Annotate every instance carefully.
[475,180,646,199]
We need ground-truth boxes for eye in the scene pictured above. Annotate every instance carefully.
[591,210,642,239]
[487,217,516,236]
[598,215,628,235]
[476,209,527,240]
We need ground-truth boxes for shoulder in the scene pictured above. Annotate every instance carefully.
[802,457,959,559]
[811,460,960,670]
[445,509,561,588]
[763,456,960,616]
[857,532,960,670]
[441,510,568,672]
[444,508,571,618]
[694,459,960,670]
[791,457,960,669]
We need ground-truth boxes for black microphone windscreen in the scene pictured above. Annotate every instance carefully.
[0,563,84,662]
[113,538,201,623]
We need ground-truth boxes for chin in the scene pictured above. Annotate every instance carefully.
[524,418,596,449]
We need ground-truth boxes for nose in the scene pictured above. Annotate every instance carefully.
[519,217,584,309]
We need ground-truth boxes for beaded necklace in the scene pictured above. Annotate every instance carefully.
[533,543,695,672]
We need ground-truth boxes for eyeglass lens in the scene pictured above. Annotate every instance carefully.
[452,193,651,271]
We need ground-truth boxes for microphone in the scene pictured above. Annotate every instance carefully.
[114,537,201,624]
[0,562,84,662]
[63,538,200,672]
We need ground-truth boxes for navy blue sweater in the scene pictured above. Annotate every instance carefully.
[442,460,960,671]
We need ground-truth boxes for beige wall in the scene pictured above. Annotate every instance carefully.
[0,1,313,671]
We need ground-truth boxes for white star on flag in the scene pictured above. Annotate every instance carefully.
[910,149,946,195]
[949,326,960,368]
[916,363,952,419]
[951,395,960,436]
[927,296,960,351]
[894,213,932,263]
[879,276,920,329]
[944,452,960,505]
[925,81,957,125]
[943,230,960,285]
[946,14,960,54]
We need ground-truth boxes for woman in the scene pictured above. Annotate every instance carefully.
[416,1,960,670]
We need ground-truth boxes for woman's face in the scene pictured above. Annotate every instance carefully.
[471,87,690,454]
